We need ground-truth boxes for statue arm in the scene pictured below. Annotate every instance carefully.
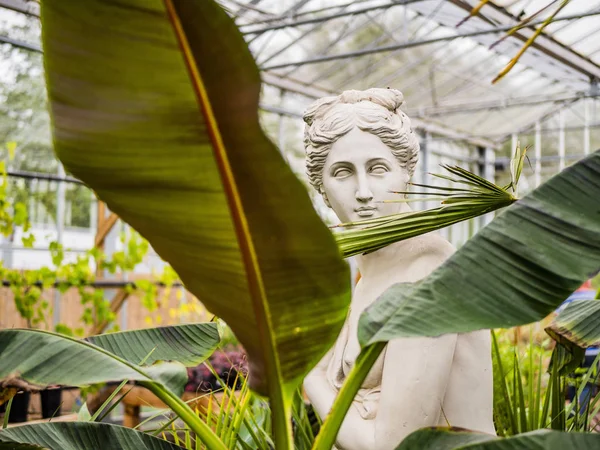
[303,349,336,420]
[304,362,376,450]
[371,243,458,449]
[304,348,377,450]
[305,333,457,450]
[373,334,457,449]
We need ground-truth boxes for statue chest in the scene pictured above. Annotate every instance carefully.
[338,279,395,386]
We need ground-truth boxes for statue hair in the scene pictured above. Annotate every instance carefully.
[303,88,419,195]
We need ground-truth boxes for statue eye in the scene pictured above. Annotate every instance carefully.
[333,168,352,178]
[370,164,388,174]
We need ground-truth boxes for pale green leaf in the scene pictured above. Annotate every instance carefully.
[85,322,220,366]
[0,329,187,396]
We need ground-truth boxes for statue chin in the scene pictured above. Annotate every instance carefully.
[302,89,495,449]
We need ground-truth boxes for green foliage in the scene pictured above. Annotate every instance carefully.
[0,150,178,333]
[491,329,554,436]
[0,326,225,448]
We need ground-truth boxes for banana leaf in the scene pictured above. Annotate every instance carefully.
[396,427,600,449]
[0,422,184,450]
[0,329,187,396]
[85,322,220,366]
[41,1,349,447]
[545,299,600,350]
[359,151,600,345]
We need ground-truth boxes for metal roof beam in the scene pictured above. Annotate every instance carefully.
[0,0,39,17]
[408,92,600,117]
[240,0,424,35]
[260,10,600,71]
[449,0,600,82]
[0,34,40,52]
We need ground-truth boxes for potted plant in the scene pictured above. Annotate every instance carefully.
[185,346,248,394]
[40,385,62,419]
[5,391,30,423]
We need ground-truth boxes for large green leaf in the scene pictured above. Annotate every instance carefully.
[396,428,600,449]
[546,299,600,349]
[359,152,600,345]
[85,322,220,366]
[0,329,186,396]
[41,1,349,446]
[0,422,183,450]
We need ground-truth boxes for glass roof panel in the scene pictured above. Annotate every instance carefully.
[233,0,600,146]
[2,0,599,149]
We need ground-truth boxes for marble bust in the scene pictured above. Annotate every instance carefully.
[302,88,495,450]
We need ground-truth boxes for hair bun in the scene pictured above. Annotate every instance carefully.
[304,89,405,125]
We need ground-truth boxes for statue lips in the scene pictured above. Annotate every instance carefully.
[355,206,377,218]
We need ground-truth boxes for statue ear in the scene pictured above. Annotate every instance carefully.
[320,187,331,208]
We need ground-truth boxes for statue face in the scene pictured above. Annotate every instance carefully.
[322,127,409,223]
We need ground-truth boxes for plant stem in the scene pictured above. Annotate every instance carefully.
[140,381,227,450]
[311,342,386,450]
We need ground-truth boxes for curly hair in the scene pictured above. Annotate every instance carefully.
[303,88,419,195]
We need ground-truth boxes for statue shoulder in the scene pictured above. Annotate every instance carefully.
[412,233,455,273]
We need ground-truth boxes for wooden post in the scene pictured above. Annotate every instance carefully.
[95,212,119,249]
[123,404,140,429]
[92,201,119,334]
[92,288,130,335]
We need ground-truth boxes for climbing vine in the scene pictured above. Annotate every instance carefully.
[0,143,182,336]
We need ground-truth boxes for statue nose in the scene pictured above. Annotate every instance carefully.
[356,176,373,203]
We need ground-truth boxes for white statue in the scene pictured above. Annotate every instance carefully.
[302,89,495,450]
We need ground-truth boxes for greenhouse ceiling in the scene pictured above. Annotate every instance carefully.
[1,0,600,148]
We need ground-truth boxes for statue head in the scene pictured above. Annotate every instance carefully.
[303,88,419,223]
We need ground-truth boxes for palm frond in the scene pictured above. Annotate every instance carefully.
[334,147,526,258]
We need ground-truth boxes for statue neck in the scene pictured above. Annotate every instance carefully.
[354,202,416,280]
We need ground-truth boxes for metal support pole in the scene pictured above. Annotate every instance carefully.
[559,109,565,172]
[584,98,591,155]
[278,90,286,155]
[402,5,408,43]
[419,132,430,211]
[53,165,66,328]
[120,224,130,331]
[535,121,542,187]
[511,133,518,156]
[511,133,518,197]
[479,146,495,227]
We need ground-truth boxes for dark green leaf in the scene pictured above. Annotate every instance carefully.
[359,152,600,345]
